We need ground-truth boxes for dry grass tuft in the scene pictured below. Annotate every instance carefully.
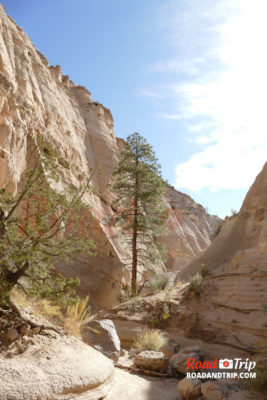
[63,296,91,336]
[11,289,63,324]
[133,328,167,352]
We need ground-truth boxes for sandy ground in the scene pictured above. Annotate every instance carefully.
[107,368,179,400]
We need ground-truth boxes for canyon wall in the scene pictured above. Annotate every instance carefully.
[0,6,219,307]
[176,162,267,351]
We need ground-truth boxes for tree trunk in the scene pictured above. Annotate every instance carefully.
[131,156,139,295]
[132,223,137,295]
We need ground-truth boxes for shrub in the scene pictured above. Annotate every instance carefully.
[63,296,91,336]
[133,328,167,352]
[149,274,169,294]
[189,273,203,296]
[201,263,209,276]
[176,279,184,287]
[211,222,224,240]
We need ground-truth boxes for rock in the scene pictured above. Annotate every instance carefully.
[169,346,205,375]
[81,319,120,361]
[19,324,29,335]
[168,338,181,353]
[159,344,174,358]
[133,351,169,371]
[0,334,114,400]
[175,162,267,351]
[201,381,223,400]
[170,352,194,375]
[177,377,202,399]
[6,328,18,342]
[179,346,205,361]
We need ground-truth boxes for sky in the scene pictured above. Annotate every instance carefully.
[2,0,267,218]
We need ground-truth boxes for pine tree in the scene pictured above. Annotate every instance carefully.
[0,133,96,308]
[110,132,168,295]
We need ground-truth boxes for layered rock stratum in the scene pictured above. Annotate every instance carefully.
[0,5,219,308]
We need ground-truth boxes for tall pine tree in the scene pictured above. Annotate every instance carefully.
[110,132,167,295]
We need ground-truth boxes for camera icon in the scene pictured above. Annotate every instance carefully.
[219,359,233,369]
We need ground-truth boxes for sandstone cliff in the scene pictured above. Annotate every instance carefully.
[0,6,218,307]
[176,162,267,351]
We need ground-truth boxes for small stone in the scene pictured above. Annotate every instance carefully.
[31,326,41,334]
[6,327,18,341]
[19,324,29,334]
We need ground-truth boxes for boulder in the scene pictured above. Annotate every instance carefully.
[0,334,114,400]
[81,319,121,361]
[168,338,181,353]
[169,346,205,375]
[133,351,169,371]
[159,344,174,359]
[179,346,205,361]
[177,377,202,399]
[201,381,224,400]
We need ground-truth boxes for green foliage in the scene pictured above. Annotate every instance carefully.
[0,133,96,306]
[200,263,209,276]
[133,328,167,352]
[149,274,169,294]
[109,132,168,294]
[117,283,137,303]
[211,221,224,240]
[189,273,203,296]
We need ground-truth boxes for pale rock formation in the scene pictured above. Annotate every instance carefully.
[0,5,219,308]
[0,334,114,400]
[175,162,267,351]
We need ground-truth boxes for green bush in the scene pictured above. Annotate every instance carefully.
[189,273,203,296]
[149,274,169,293]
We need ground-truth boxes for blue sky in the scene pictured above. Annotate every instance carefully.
[3,0,267,218]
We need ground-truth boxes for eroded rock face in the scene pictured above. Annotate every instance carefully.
[0,5,219,308]
[176,162,267,351]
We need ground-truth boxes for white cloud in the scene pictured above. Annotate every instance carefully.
[146,0,267,191]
